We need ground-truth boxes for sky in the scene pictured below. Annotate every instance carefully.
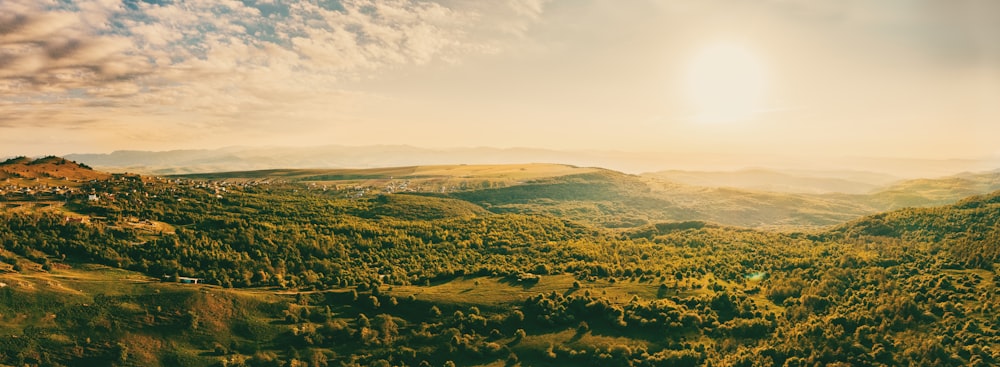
[2,0,999,167]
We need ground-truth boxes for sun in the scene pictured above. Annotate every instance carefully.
[682,41,769,124]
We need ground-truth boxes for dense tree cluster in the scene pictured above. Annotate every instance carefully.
[1,175,999,366]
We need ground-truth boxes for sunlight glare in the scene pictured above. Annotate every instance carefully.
[682,41,769,124]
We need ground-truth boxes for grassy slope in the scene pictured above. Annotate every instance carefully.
[177,164,597,182]
[3,161,1000,366]
[643,169,885,194]
[172,163,1000,229]
[360,194,491,221]
[0,260,732,367]
[869,171,1000,209]
[831,190,1000,268]
[0,157,109,183]
[0,259,304,367]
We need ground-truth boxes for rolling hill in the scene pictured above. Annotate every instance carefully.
[2,157,999,366]
[174,164,870,228]
[869,170,1000,209]
[178,163,599,186]
[65,146,658,175]
[164,163,1000,229]
[0,156,109,182]
[642,168,895,194]
[64,146,1000,178]
[833,190,1000,268]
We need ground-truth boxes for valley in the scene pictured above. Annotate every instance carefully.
[0,157,998,366]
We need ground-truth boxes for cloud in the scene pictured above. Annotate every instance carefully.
[765,0,1000,62]
[0,0,150,100]
[0,0,546,132]
[507,0,549,20]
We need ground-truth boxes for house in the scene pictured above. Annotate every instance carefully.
[162,275,204,284]
[87,194,98,201]
[178,276,203,284]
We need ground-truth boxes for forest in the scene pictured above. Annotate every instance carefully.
[0,158,997,366]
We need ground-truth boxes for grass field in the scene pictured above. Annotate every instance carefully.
[385,273,746,310]
[0,259,297,367]
[179,163,597,183]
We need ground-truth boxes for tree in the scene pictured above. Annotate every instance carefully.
[308,349,328,367]
[186,311,200,330]
[373,314,398,345]
[114,342,128,365]
[357,313,370,328]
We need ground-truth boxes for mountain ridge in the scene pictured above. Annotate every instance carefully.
[642,168,896,194]
[8,155,1000,229]
[62,145,1000,178]
[168,163,1000,229]
[833,190,1000,268]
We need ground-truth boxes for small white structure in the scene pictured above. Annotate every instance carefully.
[178,276,202,284]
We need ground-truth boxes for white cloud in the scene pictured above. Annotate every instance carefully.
[0,0,542,115]
[0,0,150,97]
[508,0,549,19]
[0,0,550,154]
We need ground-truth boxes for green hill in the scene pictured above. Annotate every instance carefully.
[643,168,890,194]
[358,193,490,221]
[2,164,1000,366]
[0,156,107,182]
[833,190,1000,268]
[869,171,1000,209]
[448,171,697,228]
[171,164,1000,229]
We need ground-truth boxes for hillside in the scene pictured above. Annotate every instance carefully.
[2,156,999,365]
[169,164,1000,229]
[446,170,699,228]
[647,167,1000,209]
[2,167,998,366]
[179,163,599,188]
[643,168,893,194]
[643,183,879,228]
[0,156,109,182]
[64,146,1000,178]
[0,263,292,367]
[7,156,994,232]
[354,194,491,221]
[833,190,1000,268]
[869,170,1000,209]
[175,165,876,228]
[65,146,658,175]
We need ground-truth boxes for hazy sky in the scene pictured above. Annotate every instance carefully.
[2,0,999,163]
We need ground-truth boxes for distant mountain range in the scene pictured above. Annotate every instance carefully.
[63,145,1000,180]
[168,162,1000,228]
[642,169,900,194]
[5,153,1000,228]
[65,145,658,175]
